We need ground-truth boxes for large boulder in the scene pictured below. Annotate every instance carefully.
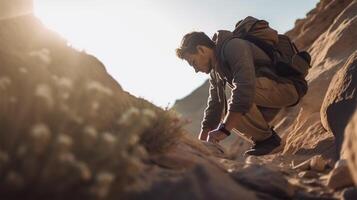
[321,52,357,157]
[283,0,357,156]
[286,0,354,50]
[327,160,354,190]
[344,108,357,186]
[231,164,295,199]
[131,164,258,200]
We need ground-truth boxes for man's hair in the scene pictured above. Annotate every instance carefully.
[176,32,215,59]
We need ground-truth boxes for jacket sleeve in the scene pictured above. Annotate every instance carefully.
[201,73,225,130]
[223,38,256,114]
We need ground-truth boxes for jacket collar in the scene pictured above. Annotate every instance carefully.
[212,30,233,61]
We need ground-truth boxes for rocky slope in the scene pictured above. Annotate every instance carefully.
[282,0,356,157]
[0,6,183,200]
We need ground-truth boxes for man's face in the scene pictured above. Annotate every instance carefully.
[183,46,212,74]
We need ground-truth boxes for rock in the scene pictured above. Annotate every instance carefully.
[327,160,354,190]
[201,141,228,158]
[245,156,264,165]
[282,0,357,157]
[286,0,354,50]
[150,142,225,170]
[231,164,295,199]
[321,51,357,157]
[292,155,329,172]
[228,138,252,161]
[298,171,319,179]
[310,155,329,172]
[344,109,357,186]
[150,152,198,170]
[132,164,258,200]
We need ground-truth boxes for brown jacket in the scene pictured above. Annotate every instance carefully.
[201,31,307,130]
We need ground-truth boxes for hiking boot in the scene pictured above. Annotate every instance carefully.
[244,129,281,156]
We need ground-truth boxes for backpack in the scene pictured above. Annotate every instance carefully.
[232,16,311,77]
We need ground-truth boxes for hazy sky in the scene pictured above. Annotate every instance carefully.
[34,0,318,108]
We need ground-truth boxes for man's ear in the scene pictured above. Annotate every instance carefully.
[196,45,205,54]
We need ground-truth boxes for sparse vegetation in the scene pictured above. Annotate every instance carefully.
[0,15,184,200]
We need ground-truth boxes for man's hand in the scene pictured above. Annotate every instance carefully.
[207,129,228,144]
[198,128,211,141]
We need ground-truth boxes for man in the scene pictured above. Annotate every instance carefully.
[176,30,307,156]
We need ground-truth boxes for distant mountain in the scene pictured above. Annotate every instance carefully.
[172,81,209,136]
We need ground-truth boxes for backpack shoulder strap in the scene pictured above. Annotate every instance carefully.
[242,35,276,64]
[218,35,276,69]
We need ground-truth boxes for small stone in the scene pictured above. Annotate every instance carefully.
[292,155,329,172]
[327,159,354,189]
[245,155,263,165]
[298,171,319,179]
[310,155,328,172]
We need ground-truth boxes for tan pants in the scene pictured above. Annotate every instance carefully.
[231,77,299,142]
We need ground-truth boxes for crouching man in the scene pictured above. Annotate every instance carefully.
[175,30,307,156]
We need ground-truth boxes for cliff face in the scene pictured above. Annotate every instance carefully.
[280,0,356,156]
[285,0,354,51]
